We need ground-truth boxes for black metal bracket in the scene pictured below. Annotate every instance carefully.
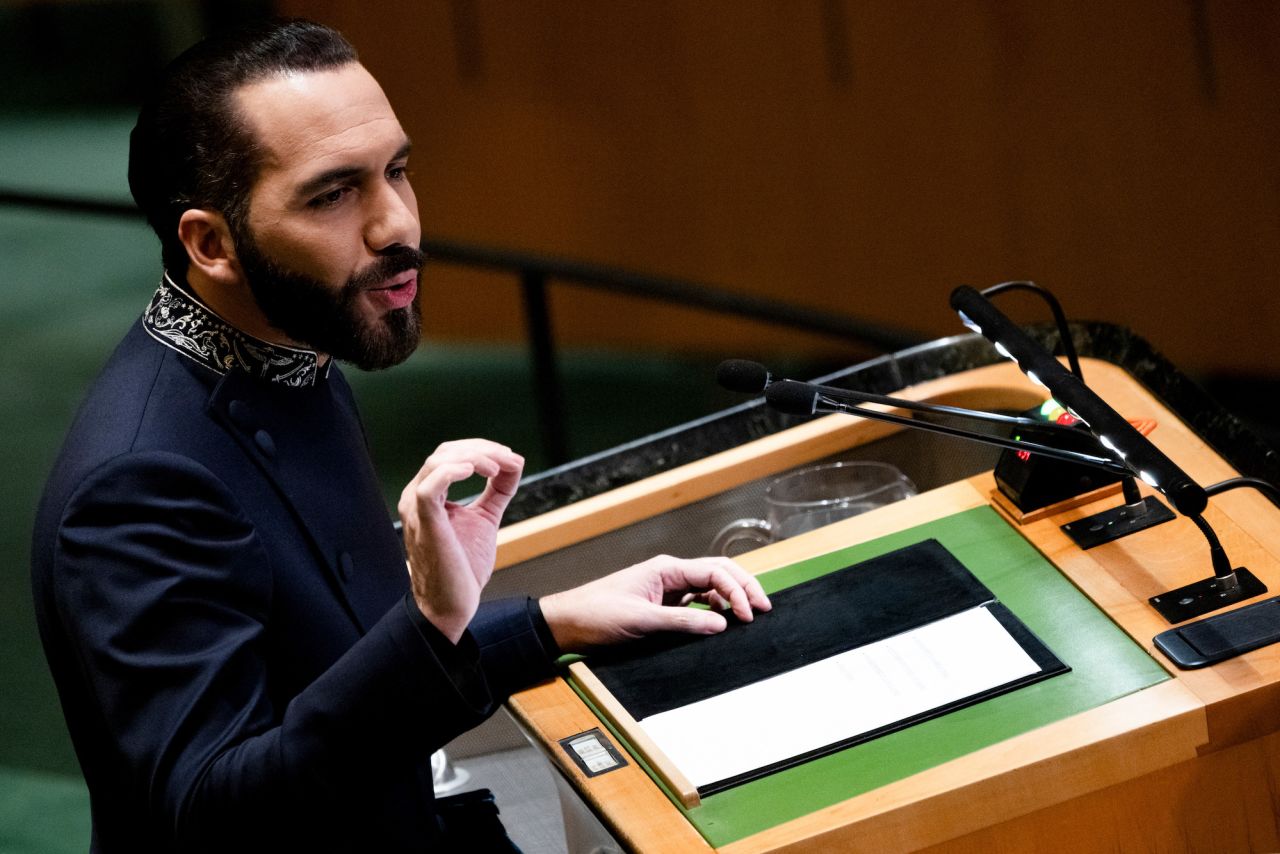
[1149,567,1268,624]
[1060,495,1175,550]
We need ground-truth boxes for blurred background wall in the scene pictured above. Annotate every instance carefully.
[0,2,1276,850]
[285,0,1280,377]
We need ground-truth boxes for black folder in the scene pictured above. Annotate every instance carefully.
[587,538,1069,794]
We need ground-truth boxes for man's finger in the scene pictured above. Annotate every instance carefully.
[408,440,520,488]
[694,557,772,615]
[430,437,517,459]
[425,440,519,474]
[468,453,524,521]
[416,461,478,512]
[640,601,729,636]
[718,558,772,613]
[660,558,769,623]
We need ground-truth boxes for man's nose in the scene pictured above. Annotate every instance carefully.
[364,182,420,252]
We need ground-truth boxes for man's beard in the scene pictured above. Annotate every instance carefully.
[234,228,425,371]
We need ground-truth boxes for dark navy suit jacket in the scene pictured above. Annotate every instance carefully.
[31,288,557,852]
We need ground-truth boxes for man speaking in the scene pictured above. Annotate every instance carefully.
[30,18,768,852]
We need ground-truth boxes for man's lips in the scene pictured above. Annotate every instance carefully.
[364,270,419,310]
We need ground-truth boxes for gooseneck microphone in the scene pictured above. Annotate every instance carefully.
[950,285,1208,518]
[715,359,772,394]
[716,359,1123,472]
[761,379,1129,474]
[719,358,1073,428]
[947,284,1279,623]
[759,379,818,415]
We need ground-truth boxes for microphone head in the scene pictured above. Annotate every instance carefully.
[716,359,772,394]
[765,380,819,416]
[949,285,983,312]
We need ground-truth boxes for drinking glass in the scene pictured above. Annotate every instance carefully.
[710,461,917,556]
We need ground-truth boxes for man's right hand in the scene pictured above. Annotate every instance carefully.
[540,555,772,652]
[398,439,524,643]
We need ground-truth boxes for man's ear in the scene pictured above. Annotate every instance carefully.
[177,209,242,286]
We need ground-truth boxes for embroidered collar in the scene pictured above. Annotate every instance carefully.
[142,273,327,387]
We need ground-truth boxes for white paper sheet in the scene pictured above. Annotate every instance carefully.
[638,605,1042,789]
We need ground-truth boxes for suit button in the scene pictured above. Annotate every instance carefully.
[254,429,275,458]
[338,551,354,581]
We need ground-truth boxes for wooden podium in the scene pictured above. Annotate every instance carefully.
[497,358,1280,853]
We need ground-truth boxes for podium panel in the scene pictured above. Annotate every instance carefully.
[501,359,1280,853]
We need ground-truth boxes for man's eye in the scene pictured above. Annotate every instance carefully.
[388,165,410,182]
[309,187,348,208]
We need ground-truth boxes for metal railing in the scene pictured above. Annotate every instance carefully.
[1,187,925,464]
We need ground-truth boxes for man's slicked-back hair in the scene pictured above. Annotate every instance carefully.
[129,19,358,273]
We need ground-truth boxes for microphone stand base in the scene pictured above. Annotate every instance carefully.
[1061,495,1176,550]
[1149,567,1268,624]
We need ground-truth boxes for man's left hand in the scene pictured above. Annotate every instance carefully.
[399,439,524,643]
